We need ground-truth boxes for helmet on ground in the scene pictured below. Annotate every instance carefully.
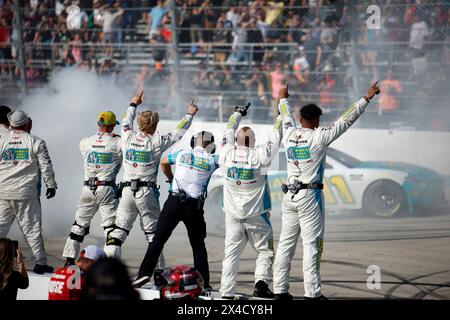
[160,265,204,300]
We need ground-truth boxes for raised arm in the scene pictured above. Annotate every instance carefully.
[218,103,250,168]
[221,111,242,148]
[258,115,283,166]
[277,83,297,145]
[122,91,144,137]
[160,98,198,152]
[318,81,380,146]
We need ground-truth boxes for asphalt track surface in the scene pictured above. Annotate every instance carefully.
[13,207,450,300]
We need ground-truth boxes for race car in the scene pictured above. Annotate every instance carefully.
[208,148,448,218]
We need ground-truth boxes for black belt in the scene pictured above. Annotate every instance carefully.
[169,191,198,200]
[282,180,323,195]
[301,183,323,190]
[123,181,158,189]
[169,191,205,210]
[84,180,115,187]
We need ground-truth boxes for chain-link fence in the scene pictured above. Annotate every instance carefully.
[1,1,449,129]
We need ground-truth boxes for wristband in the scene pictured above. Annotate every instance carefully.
[130,103,137,108]
[364,95,371,103]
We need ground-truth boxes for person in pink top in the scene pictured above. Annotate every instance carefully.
[270,62,286,117]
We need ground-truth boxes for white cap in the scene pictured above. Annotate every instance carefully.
[8,109,30,127]
[82,245,106,261]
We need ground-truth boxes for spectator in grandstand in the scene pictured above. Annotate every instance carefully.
[193,62,209,89]
[247,18,264,65]
[150,31,166,63]
[189,0,207,45]
[0,16,11,76]
[84,258,139,300]
[403,0,417,27]
[428,5,447,73]
[71,33,83,64]
[0,238,29,300]
[319,16,338,62]
[148,0,169,38]
[178,1,192,46]
[317,72,338,110]
[409,12,429,77]
[161,12,173,43]
[270,61,286,116]
[302,29,322,71]
[203,8,216,43]
[379,69,403,114]
[287,14,305,44]
[227,17,250,66]
[212,18,232,67]
[121,0,139,42]
[255,10,270,41]
[266,0,284,26]
[293,46,311,90]
[226,6,240,28]
[102,2,124,44]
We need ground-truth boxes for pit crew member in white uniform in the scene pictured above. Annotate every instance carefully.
[272,82,381,300]
[105,92,198,262]
[134,131,218,290]
[62,111,123,265]
[0,109,57,274]
[219,103,282,299]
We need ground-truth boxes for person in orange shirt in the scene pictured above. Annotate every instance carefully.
[379,70,403,113]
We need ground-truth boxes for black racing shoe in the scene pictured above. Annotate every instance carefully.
[132,276,151,288]
[33,264,54,274]
[153,269,167,287]
[304,295,328,300]
[64,258,75,267]
[253,280,274,298]
[274,292,294,300]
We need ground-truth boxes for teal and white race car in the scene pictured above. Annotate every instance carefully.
[208,148,448,218]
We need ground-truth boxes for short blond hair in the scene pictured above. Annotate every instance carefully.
[138,111,159,134]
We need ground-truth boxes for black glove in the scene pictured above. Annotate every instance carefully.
[234,102,251,116]
[46,188,56,199]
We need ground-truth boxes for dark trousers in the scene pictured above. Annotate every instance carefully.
[137,194,210,287]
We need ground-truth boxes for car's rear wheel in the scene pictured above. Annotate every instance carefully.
[362,180,408,218]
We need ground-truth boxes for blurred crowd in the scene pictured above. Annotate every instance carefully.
[0,0,449,127]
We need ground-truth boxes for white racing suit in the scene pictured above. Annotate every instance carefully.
[219,112,282,297]
[0,124,9,137]
[105,104,193,264]
[273,97,369,298]
[62,132,122,259]
[0,130,57,265]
